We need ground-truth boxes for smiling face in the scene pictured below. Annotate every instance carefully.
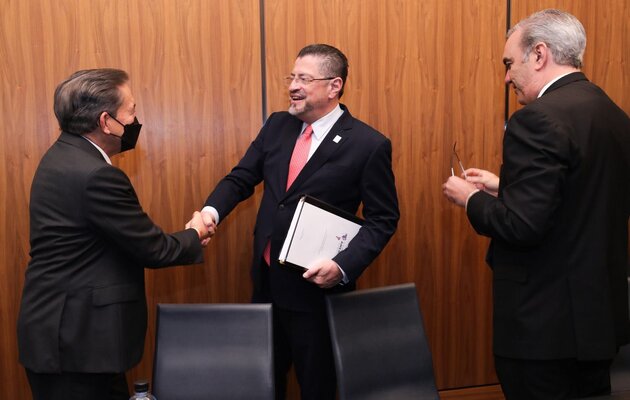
[503,29,539,105]
[287,55,340,123]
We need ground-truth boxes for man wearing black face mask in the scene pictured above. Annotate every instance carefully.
[17,68,216,400]
[106,113,142,153]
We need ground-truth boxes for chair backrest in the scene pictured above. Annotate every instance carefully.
[326,283,439,400]
[610,278,630,392]
[152,303,274,400]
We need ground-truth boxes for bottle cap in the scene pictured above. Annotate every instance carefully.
[134,379,149,393]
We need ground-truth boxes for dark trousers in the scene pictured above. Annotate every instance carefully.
[494,356,612,399]
[26,369,129,400]
[273,305,337,400]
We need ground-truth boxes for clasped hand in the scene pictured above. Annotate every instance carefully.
[185,211,217,247]
[442,168,499,207]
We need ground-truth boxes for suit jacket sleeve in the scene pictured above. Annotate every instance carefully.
[333,138,399,281]
[204,119,267,218]
[467,106,573,246]
[84,165,203,267]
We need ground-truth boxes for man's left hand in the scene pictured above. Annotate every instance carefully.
[442,176,479,208]
[303,259,343,288]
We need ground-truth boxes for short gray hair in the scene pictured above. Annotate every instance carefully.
[54,68,129,135]
[508,9,586,68]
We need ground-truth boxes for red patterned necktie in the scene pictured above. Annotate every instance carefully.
[263,124,313,265]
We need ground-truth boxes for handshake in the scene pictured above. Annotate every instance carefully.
[185,210,218,247]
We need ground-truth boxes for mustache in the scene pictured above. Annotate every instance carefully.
[290,91,306,101]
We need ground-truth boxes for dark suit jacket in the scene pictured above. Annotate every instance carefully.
[18,132,204,373]
[467,72,630,360]
[205,105,399,311]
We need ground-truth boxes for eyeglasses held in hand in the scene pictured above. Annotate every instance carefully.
[284,75,336,86]
[451,142,467,179]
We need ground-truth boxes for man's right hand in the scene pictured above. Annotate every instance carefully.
[199,210,218,246]
[186,211,216,246]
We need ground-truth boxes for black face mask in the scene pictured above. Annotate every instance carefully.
[107,114,142,153]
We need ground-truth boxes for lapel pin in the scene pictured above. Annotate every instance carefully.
[333,135,342,143]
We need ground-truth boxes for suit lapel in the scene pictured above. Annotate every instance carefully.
[283,107,354,200]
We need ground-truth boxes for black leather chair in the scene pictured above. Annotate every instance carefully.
[325,283,439,400]
[152,303,274,400]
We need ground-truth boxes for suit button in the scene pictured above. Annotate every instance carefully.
[279,204,285,210]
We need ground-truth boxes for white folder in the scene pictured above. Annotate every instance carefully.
[278,195,363,271]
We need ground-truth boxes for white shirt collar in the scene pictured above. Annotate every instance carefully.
[81,135,112,165]
[302,104,344,139]
[538,72,574,98]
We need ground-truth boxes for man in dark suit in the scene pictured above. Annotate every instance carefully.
[443,9,630,399]
[201,44,399,399]
[17,68,214,400]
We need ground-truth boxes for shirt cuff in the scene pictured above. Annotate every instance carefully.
[201,206,220,225]
[336,261,349,285]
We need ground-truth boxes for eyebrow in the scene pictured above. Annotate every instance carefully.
[502,57,513,66]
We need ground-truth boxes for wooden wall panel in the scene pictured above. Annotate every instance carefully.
[1,0,628,398]
[264,0,506,389]
[0,0,262,398]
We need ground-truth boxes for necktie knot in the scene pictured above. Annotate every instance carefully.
[302,124,313,138]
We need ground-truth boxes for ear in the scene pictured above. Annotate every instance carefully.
[533,42,548,70]
[328,77,343,99]
[99,112,113,134]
